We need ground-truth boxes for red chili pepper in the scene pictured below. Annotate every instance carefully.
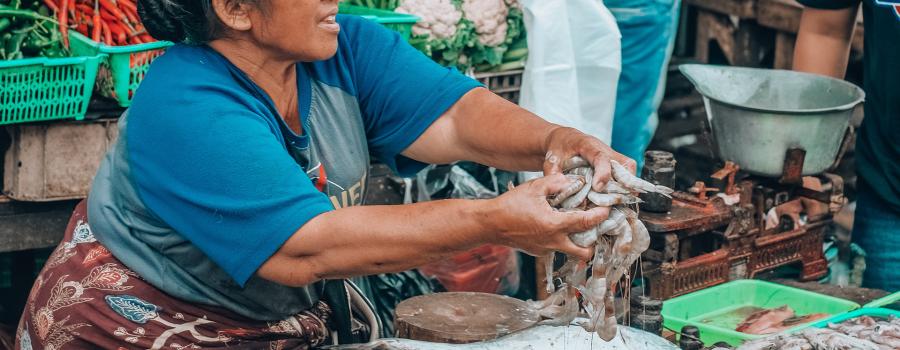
[117,0,138,23]
[116,0,136,13]
[99,0,136,33]
[68,0,76,18]
[107,21,123,37]
[76,4,93,15]
[92,0,102,42]
[101,20,112,45]
[42,0,59,12]
[59,0,69,48]
[122,7,138,24]
[315,166,328,192]
[91,17,101,41]
[130,52,150,68]
[99,8,116,22]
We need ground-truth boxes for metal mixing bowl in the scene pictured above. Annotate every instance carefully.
[679,64,865,177]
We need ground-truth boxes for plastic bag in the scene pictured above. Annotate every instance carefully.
[414,163,520,296]
[415,163,515,202]
[518,0,622,144]
[419,244,521,295]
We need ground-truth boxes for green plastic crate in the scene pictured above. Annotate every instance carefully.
[69,31,173,107]
[0,54,105,125]
[339,4,419,40]
[661,279,860,346]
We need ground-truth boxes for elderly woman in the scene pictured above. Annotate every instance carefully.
[16,0,633,348]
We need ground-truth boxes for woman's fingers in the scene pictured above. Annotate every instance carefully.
[557,237,594,262]
[543,150,580,177]
[532,173,576,196]
[589,153,613,191]
[559,206,609,232]
[543,150,563,176]
[546,207,608,260]
[577,142,634,191]
[617,156,638,174]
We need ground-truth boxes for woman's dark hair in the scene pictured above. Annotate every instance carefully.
[137,0,263,44]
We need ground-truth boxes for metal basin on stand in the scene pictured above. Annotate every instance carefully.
[679,64,864,177]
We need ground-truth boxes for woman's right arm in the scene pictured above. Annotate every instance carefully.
[793,5,858,78]
[257,174,607,287]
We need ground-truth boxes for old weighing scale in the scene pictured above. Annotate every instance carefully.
[637,64,864,300]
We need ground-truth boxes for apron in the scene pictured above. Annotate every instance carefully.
[16,200,380,349]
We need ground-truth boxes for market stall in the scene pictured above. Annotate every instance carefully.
[0,0,894,349]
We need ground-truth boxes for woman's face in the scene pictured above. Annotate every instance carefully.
[232,0,341,62]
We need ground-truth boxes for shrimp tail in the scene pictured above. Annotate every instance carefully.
[654,184,675,197]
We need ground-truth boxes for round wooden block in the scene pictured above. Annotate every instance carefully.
[394,292,539,344]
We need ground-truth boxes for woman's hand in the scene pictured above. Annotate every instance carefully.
[482,174,609,261]
[542,127,637,191]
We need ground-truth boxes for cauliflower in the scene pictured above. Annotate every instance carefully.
[462,0,509,47]
[395,0,463,40]
[504,0,521,11]
[351,0,524,71]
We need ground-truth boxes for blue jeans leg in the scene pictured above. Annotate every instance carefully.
[853,182,900,292]
[608,0,681,170]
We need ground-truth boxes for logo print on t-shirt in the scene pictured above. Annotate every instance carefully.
[306,163,342,194]
[305,163,366,208]
[876,0,900,20]
[315,165,328,192]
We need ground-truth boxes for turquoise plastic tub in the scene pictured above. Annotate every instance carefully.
[662,280,860,346]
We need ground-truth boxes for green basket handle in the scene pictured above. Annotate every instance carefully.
[0,54,106,69]
[864,291,900,308]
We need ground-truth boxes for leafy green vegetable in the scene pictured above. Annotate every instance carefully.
[345,0,526,72]
[0,1,68,60]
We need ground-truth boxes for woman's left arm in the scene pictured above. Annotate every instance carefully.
[403,88,636,189]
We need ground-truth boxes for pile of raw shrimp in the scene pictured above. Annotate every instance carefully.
[735,315,900,350]
[527,156,673,341]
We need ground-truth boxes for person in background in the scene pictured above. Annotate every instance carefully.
[794,0,899,291]
[608,0,682,170]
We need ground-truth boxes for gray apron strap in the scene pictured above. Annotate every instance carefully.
[346,279,382,343]
[324,279,381,345]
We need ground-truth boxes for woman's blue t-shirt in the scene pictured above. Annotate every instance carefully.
[86,15,480,319]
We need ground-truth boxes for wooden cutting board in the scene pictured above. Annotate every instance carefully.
[394,292,540,344]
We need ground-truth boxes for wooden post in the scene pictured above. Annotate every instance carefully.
[694,11,715,63]
[773,32,796,69]
[693,8,769,67]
